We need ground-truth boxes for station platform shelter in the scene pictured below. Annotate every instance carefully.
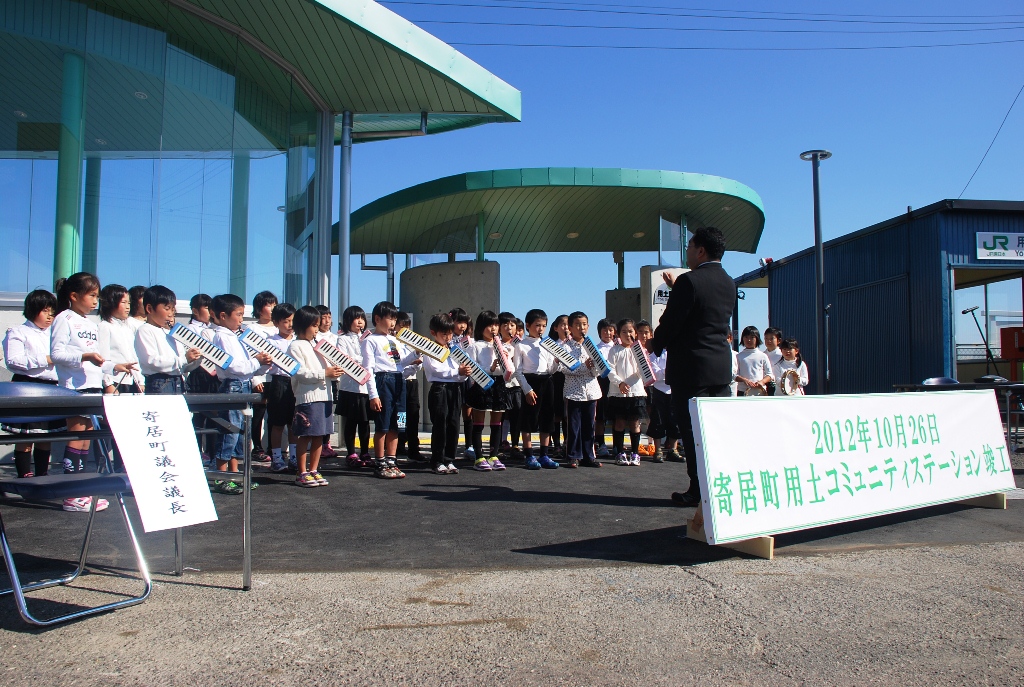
[0,0,520,328]
[334,166,765,337]
[734,200,1024,394]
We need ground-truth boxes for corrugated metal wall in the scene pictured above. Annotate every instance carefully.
[766,207,1024,393]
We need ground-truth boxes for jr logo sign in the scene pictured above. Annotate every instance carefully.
[977,232,1024,260]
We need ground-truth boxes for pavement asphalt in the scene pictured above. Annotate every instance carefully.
[0,450,1022,685]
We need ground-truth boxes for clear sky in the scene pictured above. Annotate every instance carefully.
[341,0,1024,339]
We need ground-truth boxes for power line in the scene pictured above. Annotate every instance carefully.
[412,18,1024,35]
[447,37,1024,51]
[382,1,1024,26]
[958,79,1024,198]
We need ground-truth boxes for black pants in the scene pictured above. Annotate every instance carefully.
[671,384,732,495]
[565,399,597,461]
[398,378,421,455]
[428,382,463,463]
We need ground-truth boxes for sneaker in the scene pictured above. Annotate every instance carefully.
[346,453,361,468]
[501,440,511,452]
[360,454,374,469]
[432,463,450,474]
[375,461,403,479]
[295,472,318,488]
[19,472,34,479]
[464,446,476,460]
[666,448,685,463]
[581,458,603,468]
[567,458,579,468]
[287,457,298,472]
[271,459,289,473]
[652,450,665,464]
[616,453,630,466]
[630,453,641,466]
[488,457,506,471]
[312,471,329,486]
[446,462,459,474]
[62,497,109,512]
[409,452,428,463]
[214,480,244,495]
[474,457,492,471]
[251,449,271,465]
[596,444,610,457]
[524,456,542,470]
[538,455,560,469]
[320,444,336,458]
[385,458,406,478]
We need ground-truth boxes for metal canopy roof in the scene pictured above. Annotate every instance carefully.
[91,0,521,141]
[337,167,765,255]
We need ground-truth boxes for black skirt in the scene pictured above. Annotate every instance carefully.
[466,375,513,412]
[606,395,649,423]
[337,389,370,423]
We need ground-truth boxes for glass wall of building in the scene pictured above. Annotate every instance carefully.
[0,0,324,305]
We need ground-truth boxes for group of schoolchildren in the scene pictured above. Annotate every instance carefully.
[730,325,810,397]
[2,270,810,502]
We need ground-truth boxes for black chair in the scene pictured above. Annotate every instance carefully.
[0,383,151,626]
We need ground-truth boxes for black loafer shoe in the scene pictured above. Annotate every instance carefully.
[671,491,701,507]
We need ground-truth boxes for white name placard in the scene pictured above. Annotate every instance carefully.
[690,390,1015,545]
[103,395,218,532]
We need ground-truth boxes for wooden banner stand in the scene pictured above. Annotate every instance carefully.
[686,508,775,560]
[686,492,1007,561]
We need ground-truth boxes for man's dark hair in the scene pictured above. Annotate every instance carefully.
[23,289,57,321]
[212,293,245,317]
[271,302,296,323]
[691,226,726,261]
[429,312,454,334]
[143,285,177,311]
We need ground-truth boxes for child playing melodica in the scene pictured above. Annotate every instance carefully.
[448,307,475,460]
[337,305,372,469]
[548,314,570,455]
[773,338,809,395]
[422,312,473,474]
[362,301,420,479]
[249,291,279,464]
[135,285,202,396]
[51,273,136,511]
[498,311,523,458]
[265,303,297,473]
[395,311,425,462]
[645,331,681,463]
[2,289,60,478]
[287,306,343,487]
[736,325,774,395]
[466,310,514,471]
[593,318,616,457]
[606,318,648,466]
[209,294,274,494]
[561,311,603,468]
[314,304,339,458]
[513,309,559,469]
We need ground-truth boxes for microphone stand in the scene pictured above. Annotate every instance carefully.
[967,308,999,376]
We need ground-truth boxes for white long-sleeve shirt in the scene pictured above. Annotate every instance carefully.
[50,309,114,390]
[210,324,270,381]
[248,322,278,385]
[287,339,331,404]
[399,342,422,381]
[361,332,418,399]
[3,321,57,381]
[561,337,601,401]
[763,347,784,368]
[134,322,199,377]
[336,331,368,394]
[731,349,739,396]
[512,336,559,393]
[650,350,671,395]
[737,348,774,384]
[98,318,140,387]
[607,344,646,398]
[470,338,515,381]
[773,359,809,395]
[422,353,466,384]
[266,333,295,378]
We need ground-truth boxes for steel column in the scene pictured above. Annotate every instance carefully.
[54,52,86,281]
[82,157,101,274]
[337,112,353,312]
[801,149,832,395]
[229,151,250,298]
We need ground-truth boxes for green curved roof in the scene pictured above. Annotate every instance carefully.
[337,168,765,254]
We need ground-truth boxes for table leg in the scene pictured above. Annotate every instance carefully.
[242,406,252,591]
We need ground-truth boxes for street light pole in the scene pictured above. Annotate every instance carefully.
[800,149,832,395]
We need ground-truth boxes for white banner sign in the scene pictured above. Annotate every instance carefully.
[103,395,218,532]
[976,232,1024,260]
[690,390,1015,544]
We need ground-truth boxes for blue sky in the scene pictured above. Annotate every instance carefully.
[341,0,1024,339]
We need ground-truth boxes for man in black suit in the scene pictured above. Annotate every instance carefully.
[651,227,736,507]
